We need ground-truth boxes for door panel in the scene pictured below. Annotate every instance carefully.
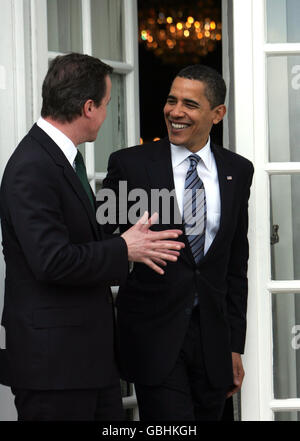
[233,0,300,420]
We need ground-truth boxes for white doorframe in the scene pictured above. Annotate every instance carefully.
[233,0,263,421]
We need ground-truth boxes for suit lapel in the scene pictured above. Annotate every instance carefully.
[30,124,100,240]
[199,143,235,264]
[62,167,100,240]
[145,138,175,196]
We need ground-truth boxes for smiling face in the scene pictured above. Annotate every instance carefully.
[163,76,226,152]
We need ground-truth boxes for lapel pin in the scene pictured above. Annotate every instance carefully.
[227,176,233,181]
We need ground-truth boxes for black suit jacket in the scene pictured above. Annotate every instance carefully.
[102,138,254,388]
[0,124,129,390]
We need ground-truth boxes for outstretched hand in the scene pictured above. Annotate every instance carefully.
[121,211,185,275]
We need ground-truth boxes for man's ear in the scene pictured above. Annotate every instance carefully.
[213,104,226,125]
[83,99,94,118]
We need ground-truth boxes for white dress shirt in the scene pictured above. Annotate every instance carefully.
[37,117,77,168]
[171,138,221,255]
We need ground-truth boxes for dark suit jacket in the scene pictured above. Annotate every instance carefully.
[102,138,254,388]
[0,124,129,390]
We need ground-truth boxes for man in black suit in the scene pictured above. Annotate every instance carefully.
[0,53,185,421]
[102,65,254,420]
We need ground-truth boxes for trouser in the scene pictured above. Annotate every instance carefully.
[135,307,228,421]
[11,382,124,421]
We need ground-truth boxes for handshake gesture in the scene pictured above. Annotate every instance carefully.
[121,211,185,275]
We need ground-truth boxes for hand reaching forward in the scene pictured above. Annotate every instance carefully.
[121,211,185,275]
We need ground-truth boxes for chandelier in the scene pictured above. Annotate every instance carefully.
[139,2,222,64]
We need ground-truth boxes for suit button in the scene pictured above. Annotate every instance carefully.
[185,307,192,315]
[195,269,200,276]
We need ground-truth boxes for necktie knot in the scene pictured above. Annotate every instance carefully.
[75,150,85,168]
[188,154,200,169]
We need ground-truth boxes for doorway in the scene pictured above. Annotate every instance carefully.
[137,0,223,146]
[136,0,234,422]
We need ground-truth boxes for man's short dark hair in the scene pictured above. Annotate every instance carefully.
[176,64,226,109]
[41,53,113,123]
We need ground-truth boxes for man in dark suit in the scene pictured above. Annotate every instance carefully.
[0,53,185,421]
[102,65,254,420]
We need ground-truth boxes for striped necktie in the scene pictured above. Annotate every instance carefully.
[183,154,207,264]
[75,151,94,209]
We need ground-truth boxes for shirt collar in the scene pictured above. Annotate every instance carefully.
[37,117,78,167]
[171,137,213,171]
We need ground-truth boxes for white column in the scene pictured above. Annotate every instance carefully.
[30,0,48,121]
[0,0,28,421]
[232,0,270,421]
[124,0,140,146]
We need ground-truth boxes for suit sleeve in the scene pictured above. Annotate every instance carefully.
[226,163,254,353]
[6,160,129,286]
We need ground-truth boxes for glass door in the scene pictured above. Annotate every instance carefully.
[233,0,300,420]
[266,0,300,421]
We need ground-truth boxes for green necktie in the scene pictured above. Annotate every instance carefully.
[75,151,94,209]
